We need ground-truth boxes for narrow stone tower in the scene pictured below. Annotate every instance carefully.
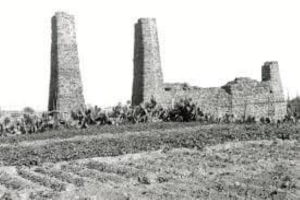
[132,18,164,106]
[262,61,284,99]
[48,12,85,113]
[261,61,286,119]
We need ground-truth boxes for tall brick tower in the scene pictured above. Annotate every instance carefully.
[48,12,85,113]
[132,18,164,106]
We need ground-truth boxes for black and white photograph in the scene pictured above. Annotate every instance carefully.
[0,0,299,199]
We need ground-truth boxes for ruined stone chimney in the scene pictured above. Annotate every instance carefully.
[261,61,284,99]
[132,18,164,106]
[48,12,85,114]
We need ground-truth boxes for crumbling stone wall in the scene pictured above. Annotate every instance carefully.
[132,18,286,120]
[48,12,85,114]
[162,83,231,118]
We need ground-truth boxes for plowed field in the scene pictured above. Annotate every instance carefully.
[0,135,299,199]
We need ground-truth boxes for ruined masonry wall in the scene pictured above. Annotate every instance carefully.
[162,74,286,120]
[132,18,286,120]
[48,12,85,113]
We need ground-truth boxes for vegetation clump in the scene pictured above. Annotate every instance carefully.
[0,98,297,137]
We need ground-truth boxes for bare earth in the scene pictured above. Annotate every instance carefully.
[0,138,299,200]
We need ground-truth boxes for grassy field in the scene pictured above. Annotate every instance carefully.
[0,123,299,199]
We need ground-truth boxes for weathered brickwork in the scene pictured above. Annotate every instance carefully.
[132,18,286,120]
[48,12,85,113]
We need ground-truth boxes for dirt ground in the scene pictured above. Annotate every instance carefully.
[0,139,299,200]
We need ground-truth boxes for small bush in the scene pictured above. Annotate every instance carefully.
[23,107,35,114]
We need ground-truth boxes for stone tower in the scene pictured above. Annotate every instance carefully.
[262,61,284,99]
[262,61,286,119]
[132,18,164,106]
[48,12,85,113]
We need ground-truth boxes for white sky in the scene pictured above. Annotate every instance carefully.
[0,0,299,111]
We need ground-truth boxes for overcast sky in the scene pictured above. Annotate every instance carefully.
[0,0,299,110]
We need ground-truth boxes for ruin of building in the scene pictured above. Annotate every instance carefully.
[132,18,287,120]
[48,12,85,115]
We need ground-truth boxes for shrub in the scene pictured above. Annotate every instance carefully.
[23,107,35,114]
